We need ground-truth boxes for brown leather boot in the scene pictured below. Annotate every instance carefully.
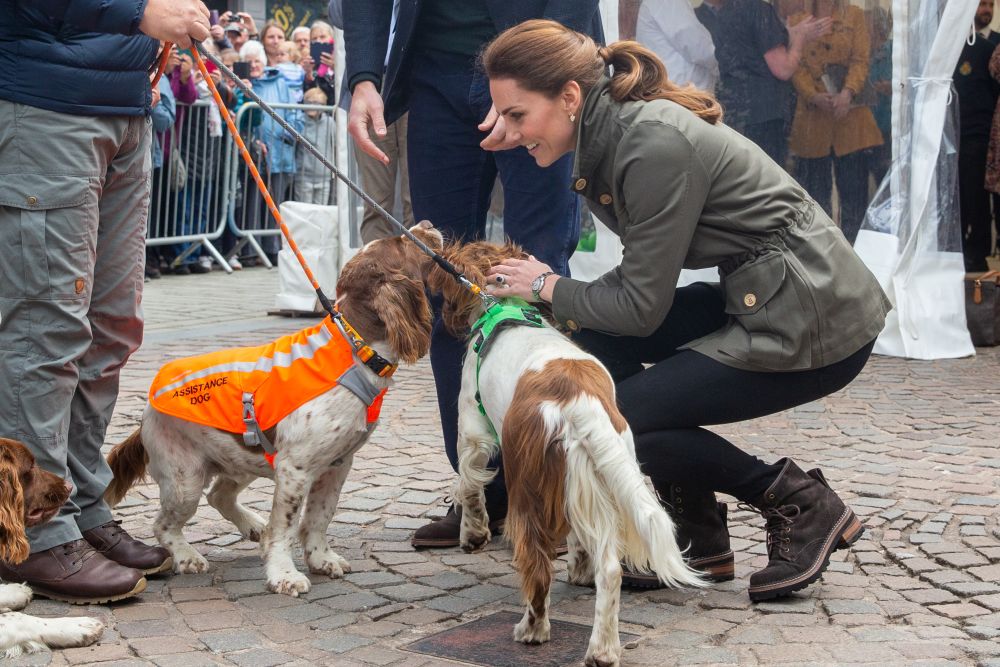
[622,484,735,589]
[411,503,506,549]
[83,520,173,575]
[746,459,864,602]
[0,539,146,605]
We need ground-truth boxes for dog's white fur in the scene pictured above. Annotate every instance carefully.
[436,243,704,667]
[0,584,104,658]
[106,225,440,596]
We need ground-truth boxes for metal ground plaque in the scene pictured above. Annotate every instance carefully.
[404,610,640,667]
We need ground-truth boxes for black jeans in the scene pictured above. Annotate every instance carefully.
[796,151,870,245]
[573,283,876,503]
[959,138,993,272]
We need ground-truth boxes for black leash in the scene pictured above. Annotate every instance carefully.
[200,47,489,303]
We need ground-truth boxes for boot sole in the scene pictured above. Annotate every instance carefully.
[622,550,735,589]
[29,577,148,606]
[748,510,864,602]
[411,520,507,549]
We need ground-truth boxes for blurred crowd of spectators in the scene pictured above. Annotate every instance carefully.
[145,12,338,279]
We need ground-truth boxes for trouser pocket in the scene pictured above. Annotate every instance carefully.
[0,175,98,300]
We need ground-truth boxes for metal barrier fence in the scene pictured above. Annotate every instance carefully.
[147,100,348,273]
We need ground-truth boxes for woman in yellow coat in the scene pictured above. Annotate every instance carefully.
[788,0,883,244]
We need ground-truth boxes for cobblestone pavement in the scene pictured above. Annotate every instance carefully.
[12,267,1000,667]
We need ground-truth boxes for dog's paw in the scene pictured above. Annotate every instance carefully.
[460,522,491,553]
[513,616,550,645]
[584,647,621,667]
[46,617,105,649]
[267,569,311,597]
[237,513,268,542]
[306,550,351,578]
[0,582,33,612]
[173,547,210,574]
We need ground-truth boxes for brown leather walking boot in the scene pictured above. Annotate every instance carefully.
[83,520,173,575]
[411,502,506,549]
[0,539,146,605]
[622,484,735,589]
[746,458,864,602]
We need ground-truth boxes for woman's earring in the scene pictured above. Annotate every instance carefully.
[569,113,576,123]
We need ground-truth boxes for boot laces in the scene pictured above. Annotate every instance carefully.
[739,502,801,559]
[61,539,99,567]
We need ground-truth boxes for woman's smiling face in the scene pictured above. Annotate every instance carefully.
[489,78,580,167]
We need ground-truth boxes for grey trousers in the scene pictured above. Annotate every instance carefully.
[0,99,150,553]
[356,112,414,244]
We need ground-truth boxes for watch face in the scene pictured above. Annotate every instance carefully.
[531,276,544,292]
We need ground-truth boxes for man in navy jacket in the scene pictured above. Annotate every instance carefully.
[0,0,209,604]
[344,1,603,548]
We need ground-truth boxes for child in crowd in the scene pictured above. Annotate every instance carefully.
[295,87,336,205]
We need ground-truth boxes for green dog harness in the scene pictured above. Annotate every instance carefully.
[469,298,545,443]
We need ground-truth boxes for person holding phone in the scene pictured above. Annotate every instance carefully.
[302,20,337,103]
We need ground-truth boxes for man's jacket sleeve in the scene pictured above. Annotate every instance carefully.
[344,0,393,93]
[34,0,149,36]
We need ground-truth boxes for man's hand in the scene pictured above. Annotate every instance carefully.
[319,51,336,69]
[478,104,520,151]
[139,0,211,49]
[237,12,258,36]
[348,81,389,164]
[788,15,833,47]
[219,10,233,26]
[209,23,225,42]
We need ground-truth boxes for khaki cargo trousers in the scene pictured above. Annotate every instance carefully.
[0,99,150,552]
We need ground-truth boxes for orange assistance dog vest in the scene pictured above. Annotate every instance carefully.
[149,317,387,466]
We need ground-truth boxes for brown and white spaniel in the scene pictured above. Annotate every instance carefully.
[103,223,442,597]
[429,241,704,667]
[0,438,105,657]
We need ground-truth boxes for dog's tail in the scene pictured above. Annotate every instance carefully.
[561,366,704,589]
[104,428,149,507]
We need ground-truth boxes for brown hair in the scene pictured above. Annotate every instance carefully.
[481,19,722,124]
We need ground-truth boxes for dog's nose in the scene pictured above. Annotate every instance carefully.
[64,480,73,494]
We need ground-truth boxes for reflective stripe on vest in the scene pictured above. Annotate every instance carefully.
[149,317,387,465]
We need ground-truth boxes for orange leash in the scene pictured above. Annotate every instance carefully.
[150,42,172,87]
[191,48,327,299]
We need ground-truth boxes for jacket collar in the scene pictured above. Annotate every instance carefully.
[570,76,618,200]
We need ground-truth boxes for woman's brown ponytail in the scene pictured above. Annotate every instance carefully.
[483,20,723,125]
[600,41,723,124]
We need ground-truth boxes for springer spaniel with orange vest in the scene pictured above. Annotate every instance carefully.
[103,224,442,597]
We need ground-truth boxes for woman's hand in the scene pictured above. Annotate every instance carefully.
[831,88,853,119]
[485,256,558,302]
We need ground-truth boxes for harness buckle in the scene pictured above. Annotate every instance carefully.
[241,392,276,455]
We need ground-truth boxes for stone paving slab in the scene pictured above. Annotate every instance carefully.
[10,267,1000,667]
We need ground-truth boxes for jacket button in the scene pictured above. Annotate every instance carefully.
[743,293,757,308]
[566,319,580,332]
[599,193,612,205]
[574,178,587,191]
[26,196,38,206]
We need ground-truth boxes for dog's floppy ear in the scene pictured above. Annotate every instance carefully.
[0,450,29,564]
[375,273,432,364]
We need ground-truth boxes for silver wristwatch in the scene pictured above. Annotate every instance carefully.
[530,271,556,301]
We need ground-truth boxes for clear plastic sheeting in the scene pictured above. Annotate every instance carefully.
[854,0,975,359]
[594,0,976,358]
